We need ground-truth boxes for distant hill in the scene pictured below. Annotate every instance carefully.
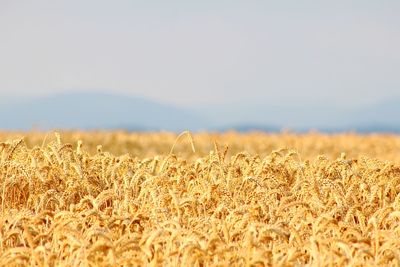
[1,92,400,133]
[199,99,400,133]
[350,99,400,128]
[0,92,208,131]
[216,124,281,133]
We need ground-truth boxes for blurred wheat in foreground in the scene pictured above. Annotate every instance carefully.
[1,131,400,266]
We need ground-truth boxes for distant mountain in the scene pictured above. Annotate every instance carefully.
[199,99,400,133]
[216,124,281,133]
[350,99,400,127]
[1,92,400,133]
[195,103,351,130]
[0,92,208,131]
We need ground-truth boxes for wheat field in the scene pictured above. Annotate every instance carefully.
[1,131,400,266]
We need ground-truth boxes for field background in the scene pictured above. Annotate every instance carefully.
[2,131,400,161]
[1,131,400,266]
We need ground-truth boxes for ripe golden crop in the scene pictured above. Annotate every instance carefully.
[1,131,400,266]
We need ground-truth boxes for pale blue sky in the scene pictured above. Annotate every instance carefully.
[1,1,399,108]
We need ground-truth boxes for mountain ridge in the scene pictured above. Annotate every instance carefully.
[1,92,400,133]
[0,92,208,131]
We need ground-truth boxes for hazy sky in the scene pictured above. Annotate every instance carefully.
[1,1,399,108]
